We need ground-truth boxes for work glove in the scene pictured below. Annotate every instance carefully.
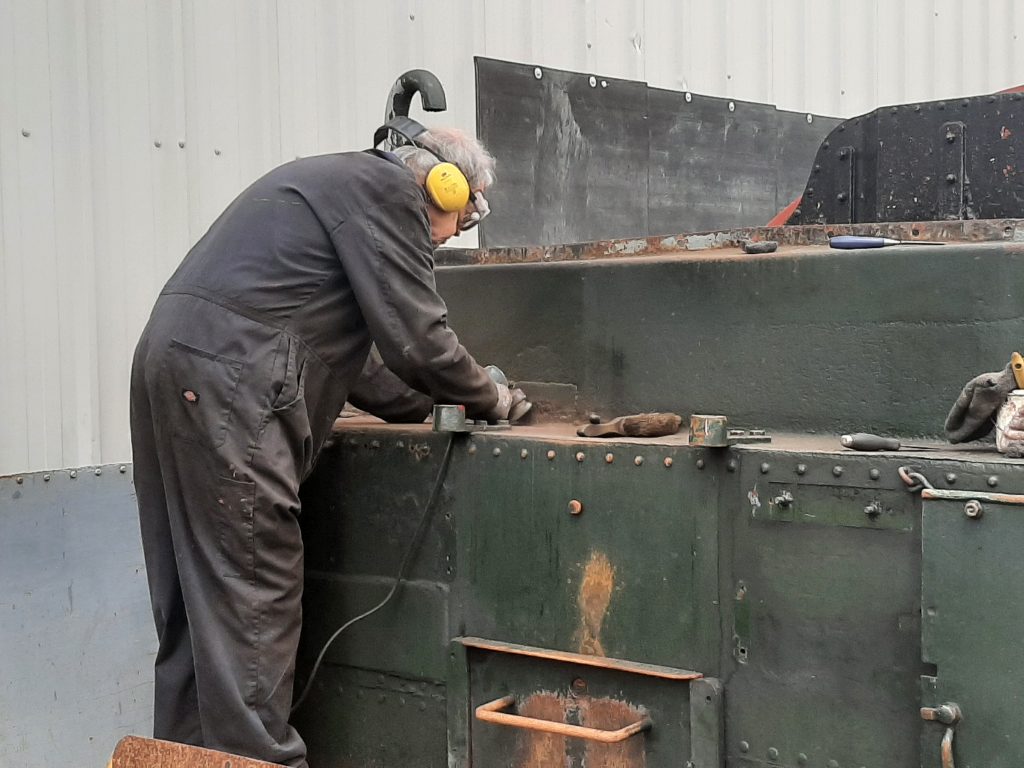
[484,365,532,423]
[944,363,1017,443]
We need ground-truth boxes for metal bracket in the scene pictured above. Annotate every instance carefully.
[689,415,771,447]
[836,145,857,222]
[432,404,509,433]
[938,121,967,219]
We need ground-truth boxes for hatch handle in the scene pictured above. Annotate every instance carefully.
[476,695,652,744]
[921,702,962,768]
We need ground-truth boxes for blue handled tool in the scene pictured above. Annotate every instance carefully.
[829,235,945,249]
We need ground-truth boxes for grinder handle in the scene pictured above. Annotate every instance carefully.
[840,433,902,451]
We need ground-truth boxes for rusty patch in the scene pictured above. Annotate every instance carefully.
[110,735,280,767]
[579,697,648,768]
[577,551,615,657]
[1002,125,1013,140]
[513,692,569,768]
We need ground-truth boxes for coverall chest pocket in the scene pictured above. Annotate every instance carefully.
[162,339,245,449]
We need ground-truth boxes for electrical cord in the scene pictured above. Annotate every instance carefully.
[291,432,455,714]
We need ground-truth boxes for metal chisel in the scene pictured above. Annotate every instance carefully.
[839,433,940,451]
[829,236,944,249]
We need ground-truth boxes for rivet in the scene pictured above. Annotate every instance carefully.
[768,747,779,760]
[576,451,586,462]
[945,472,957,484]
[70,470,78,479]
[214,148,221,156]
[520,449,529,459]
[837,192,847,202]
[938,101,946,110]
[589,76,597,87]
[571,677,587,694]
[806,113,813,123]
[16,476,24,484]
[728,101,736,112]
[664,457,673,468]
[154,140,162,148]
[547,450,556,461]
[567,499,583,516]
[838,148,848,159]
[492,447,501,457]
[727,459,737,472]
[605,453,614,464]
[419,701,426,711]
[685,92,692,103]
[534,67,543,79]
[370,440,380,449]
[600,80,607,88]
[796,464,807,475]
[178,140,185,148]
[946,173,957,183]
[869,468,881,480]
[94,468,102,476]
[833,465,844,477]
[797,755,808,766]
[988,475,999,487]
[467,444,477,455]
[396,440,405,448]
[760,462,770,474]
[634,455,644,466]
[21,128,31,137]
[696,458,705,470]
[43,474,51,482]
[739,740,750,753]
[828,761,839,768]
[378,693,386,703]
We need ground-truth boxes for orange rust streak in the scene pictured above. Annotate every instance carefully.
[459,637,703,680]
[581,697,649,768]
[577,551,615,656]
[477,695,652,744]
[110,736,282,767]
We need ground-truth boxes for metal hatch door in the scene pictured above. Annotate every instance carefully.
[921,488,1024,767]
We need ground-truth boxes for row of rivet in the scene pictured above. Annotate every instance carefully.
[694,459,1000,486]
[475,446,675,467]
[737,741,857,767]
[9,465,129,484]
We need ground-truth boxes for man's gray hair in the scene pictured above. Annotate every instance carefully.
[392,127,496,190]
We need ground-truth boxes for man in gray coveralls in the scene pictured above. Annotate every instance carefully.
[130,126,524,767]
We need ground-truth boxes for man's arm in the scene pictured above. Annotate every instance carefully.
[331,191,499,419]
[347,345,433,423]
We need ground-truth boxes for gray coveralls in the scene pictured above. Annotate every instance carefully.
[129,150,497,766]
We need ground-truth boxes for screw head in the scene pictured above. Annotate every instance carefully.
[634,455,644,466]
[664,457,674,468]
[567,499,583,516]
[696,458,705,470]
[869,468,881,480]
[605,453,614,464]
[760,462,770,474]
[833,465,844,477]
[964,499,984,519]
[546,450,556,461]
[576,451,586,462]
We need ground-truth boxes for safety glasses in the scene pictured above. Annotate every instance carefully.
[459,190,491,231]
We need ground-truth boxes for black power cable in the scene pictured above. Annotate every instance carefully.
[291,433,455,714]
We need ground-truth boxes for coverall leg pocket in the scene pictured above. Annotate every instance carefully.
[216,475,257,579]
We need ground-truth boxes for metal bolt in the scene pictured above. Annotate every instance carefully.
[768,747,779,760]
[684,92,692,103]
[739,740,750,753]
[567,499,583,516]
[43,474,50,482]
[634,456,644,466]
[964,500,984,519]
[832,465,844,477]
[728,101,736,112]
[588,76,597,87]
[576,451,586,462]
[664,457,673,468]
[837,192,848,202]
[520,449,529,459]
[945,472,957,484]
[988,475,999,487]
[796,463,807,475]
[727,459,737,472]
[760,462,770,474]
[605,453,614,464]
[869,468,881,480]
[806,113,813,123]
[492,447,501,457]
[15,476,24,484]
[534,67,543,79]
[546,450,556,461]
[94,468,102,476]
[946,173,957,183]
[864,501,882,518]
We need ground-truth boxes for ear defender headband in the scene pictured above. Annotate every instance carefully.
[374,117,471,213]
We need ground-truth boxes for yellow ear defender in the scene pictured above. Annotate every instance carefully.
[374,117,471,213]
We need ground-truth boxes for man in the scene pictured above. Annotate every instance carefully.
[130,126,524,767]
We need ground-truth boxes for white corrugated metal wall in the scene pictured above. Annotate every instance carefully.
[2,0,1022,475]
